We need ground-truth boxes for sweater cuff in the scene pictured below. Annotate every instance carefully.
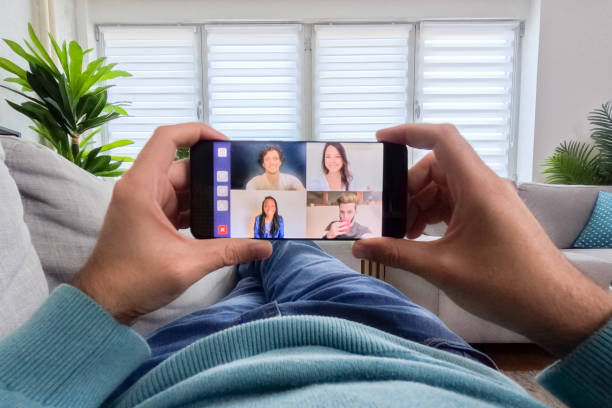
[537,318,612,408]
[0,284,150,407]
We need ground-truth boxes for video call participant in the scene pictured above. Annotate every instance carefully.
[253,196,284,239]
[310,142,353,191]
[323,193,375,239]
[246,145,305,191]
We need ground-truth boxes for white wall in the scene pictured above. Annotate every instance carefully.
[516,0,540,182]
[0,0,33,140]
[85,0,531,23]
[531,0,612,182]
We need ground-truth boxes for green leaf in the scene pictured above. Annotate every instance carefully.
[94,169,125,178]
[87,85,113,97]
[98,70,131,82]
[41,96,73,129]
[103,103,128,116]
[110,155,134,162]
[99,139,134,152]
[3,39,41,67]
[68,41,84,91]
[61,41,69,79]
[79,63,117,91]
[87,155,111,172]
[0,84,44,105]
[542,141,602,185]
[26,63,60,101]
[0,57,27,79]
[4,77,33,91]
[57,75,75,121]
[7,100,49,125]
[76,57,106,96]
[78,112,120,133]
[79,127,102,147]
[83,146,102,167]
[588,102,612,182]
[28,23,59,76]
[49,34,68,75]
[89,90,108,119]
[23,40,52,73]
[102,160,123,172]
[29,124,59,151]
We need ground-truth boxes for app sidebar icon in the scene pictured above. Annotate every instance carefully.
[213,141,231,237]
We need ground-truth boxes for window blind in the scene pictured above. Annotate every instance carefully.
[417,21,520,177]
[314,24,411,141]
[100,26,200,161]
[206,25,302,140]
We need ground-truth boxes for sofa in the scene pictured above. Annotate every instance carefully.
[1,134,611,343]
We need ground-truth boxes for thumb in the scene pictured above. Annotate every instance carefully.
[352,237,440,280]
[191,238,273,272]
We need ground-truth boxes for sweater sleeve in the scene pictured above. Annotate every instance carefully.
[537,318,612,408]
[0,284,150,407]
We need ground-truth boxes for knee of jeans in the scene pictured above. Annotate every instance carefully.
[270,240,327,261]
[272,240,319,251]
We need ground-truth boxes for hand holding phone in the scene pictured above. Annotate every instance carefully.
[353,123,612,357]
[325,220,350,239]
[72,123,272,325]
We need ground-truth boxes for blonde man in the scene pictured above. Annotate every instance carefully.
[323,193,374,239]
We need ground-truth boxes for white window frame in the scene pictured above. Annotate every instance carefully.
[96,19,522,178]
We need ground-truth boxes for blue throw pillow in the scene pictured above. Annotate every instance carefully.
[573,191,612,248]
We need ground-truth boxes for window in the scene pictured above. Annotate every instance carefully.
[99,26,200,161]
[99,20,520,177]
[206,25,302,140]
[313,24,411,141]
[416,22,521,177]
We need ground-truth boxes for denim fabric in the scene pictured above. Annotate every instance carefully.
[115,240,495,396]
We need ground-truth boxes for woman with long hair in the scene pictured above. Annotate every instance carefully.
[311,142,353,191]
[253,196,284,238]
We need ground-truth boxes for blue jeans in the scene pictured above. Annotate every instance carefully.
[115,240,496,396]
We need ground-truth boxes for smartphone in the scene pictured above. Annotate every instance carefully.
[191,141,407,240]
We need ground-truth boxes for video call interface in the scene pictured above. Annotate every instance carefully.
[211,141,384,239]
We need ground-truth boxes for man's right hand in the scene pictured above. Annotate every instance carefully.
[326,221,348,239]
[353,123,612,357]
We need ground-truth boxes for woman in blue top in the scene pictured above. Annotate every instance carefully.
[253,196,284,238]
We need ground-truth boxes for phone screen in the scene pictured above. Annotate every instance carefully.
[191,141,406,240]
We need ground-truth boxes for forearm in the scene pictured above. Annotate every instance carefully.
[519,256,612,357]
[0,285,150,407]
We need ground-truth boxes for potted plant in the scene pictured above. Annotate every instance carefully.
[542,102,612,185]
[0,24,134,177]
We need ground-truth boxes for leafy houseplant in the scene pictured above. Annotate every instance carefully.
[0,24,134,177]
[542,102,612,185]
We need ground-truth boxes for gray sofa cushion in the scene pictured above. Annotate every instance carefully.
[0,138,48,339]
[563,248,612,289]
[1,136,238,336]
[425,182,612,249]
[517,183,612,249]
[0,136,114,289]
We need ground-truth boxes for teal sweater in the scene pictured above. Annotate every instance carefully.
[0,285,610,407]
